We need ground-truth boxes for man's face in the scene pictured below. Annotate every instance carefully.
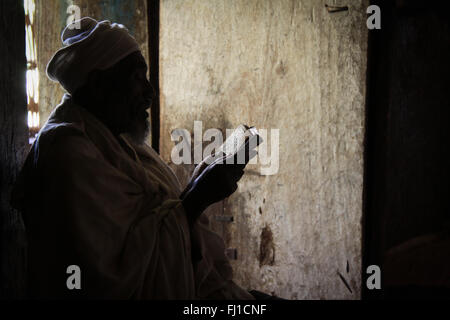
[95,51,154,144]
[120,52,154,144]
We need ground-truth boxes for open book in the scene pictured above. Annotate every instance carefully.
[217,124,263,163]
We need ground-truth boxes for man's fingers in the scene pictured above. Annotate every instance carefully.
[236,169,245,180]
[229,182,238,195]
[192,161,208,179]
[210,152,228,166]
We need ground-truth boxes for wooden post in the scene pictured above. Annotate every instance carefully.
[147,0,160,153]
[0,0,29,299]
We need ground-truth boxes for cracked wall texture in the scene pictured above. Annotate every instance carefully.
[160,0,368,299]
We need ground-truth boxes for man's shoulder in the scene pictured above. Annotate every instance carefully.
[37,95,92,149]
[35,122,98,166]
[12,120,95,212]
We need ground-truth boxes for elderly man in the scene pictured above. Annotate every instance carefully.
[12,17,255,299]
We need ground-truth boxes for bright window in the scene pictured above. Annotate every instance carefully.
[24,0,39,144]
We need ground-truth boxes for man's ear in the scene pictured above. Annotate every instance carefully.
[75,69,109,107]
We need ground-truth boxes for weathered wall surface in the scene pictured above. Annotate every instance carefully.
[36,0,149,139]
[160,0,368,299]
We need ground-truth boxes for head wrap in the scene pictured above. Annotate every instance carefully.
[47,17,140,94]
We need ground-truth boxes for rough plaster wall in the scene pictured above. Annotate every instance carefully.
[160,0,368,299]
[36,0,149,139]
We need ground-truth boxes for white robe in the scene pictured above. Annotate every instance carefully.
[12,94,254,299]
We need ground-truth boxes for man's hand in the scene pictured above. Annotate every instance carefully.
[181,152,225,198]
[181,142,257,225]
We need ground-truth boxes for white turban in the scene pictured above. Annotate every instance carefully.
[47,17,140,94]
